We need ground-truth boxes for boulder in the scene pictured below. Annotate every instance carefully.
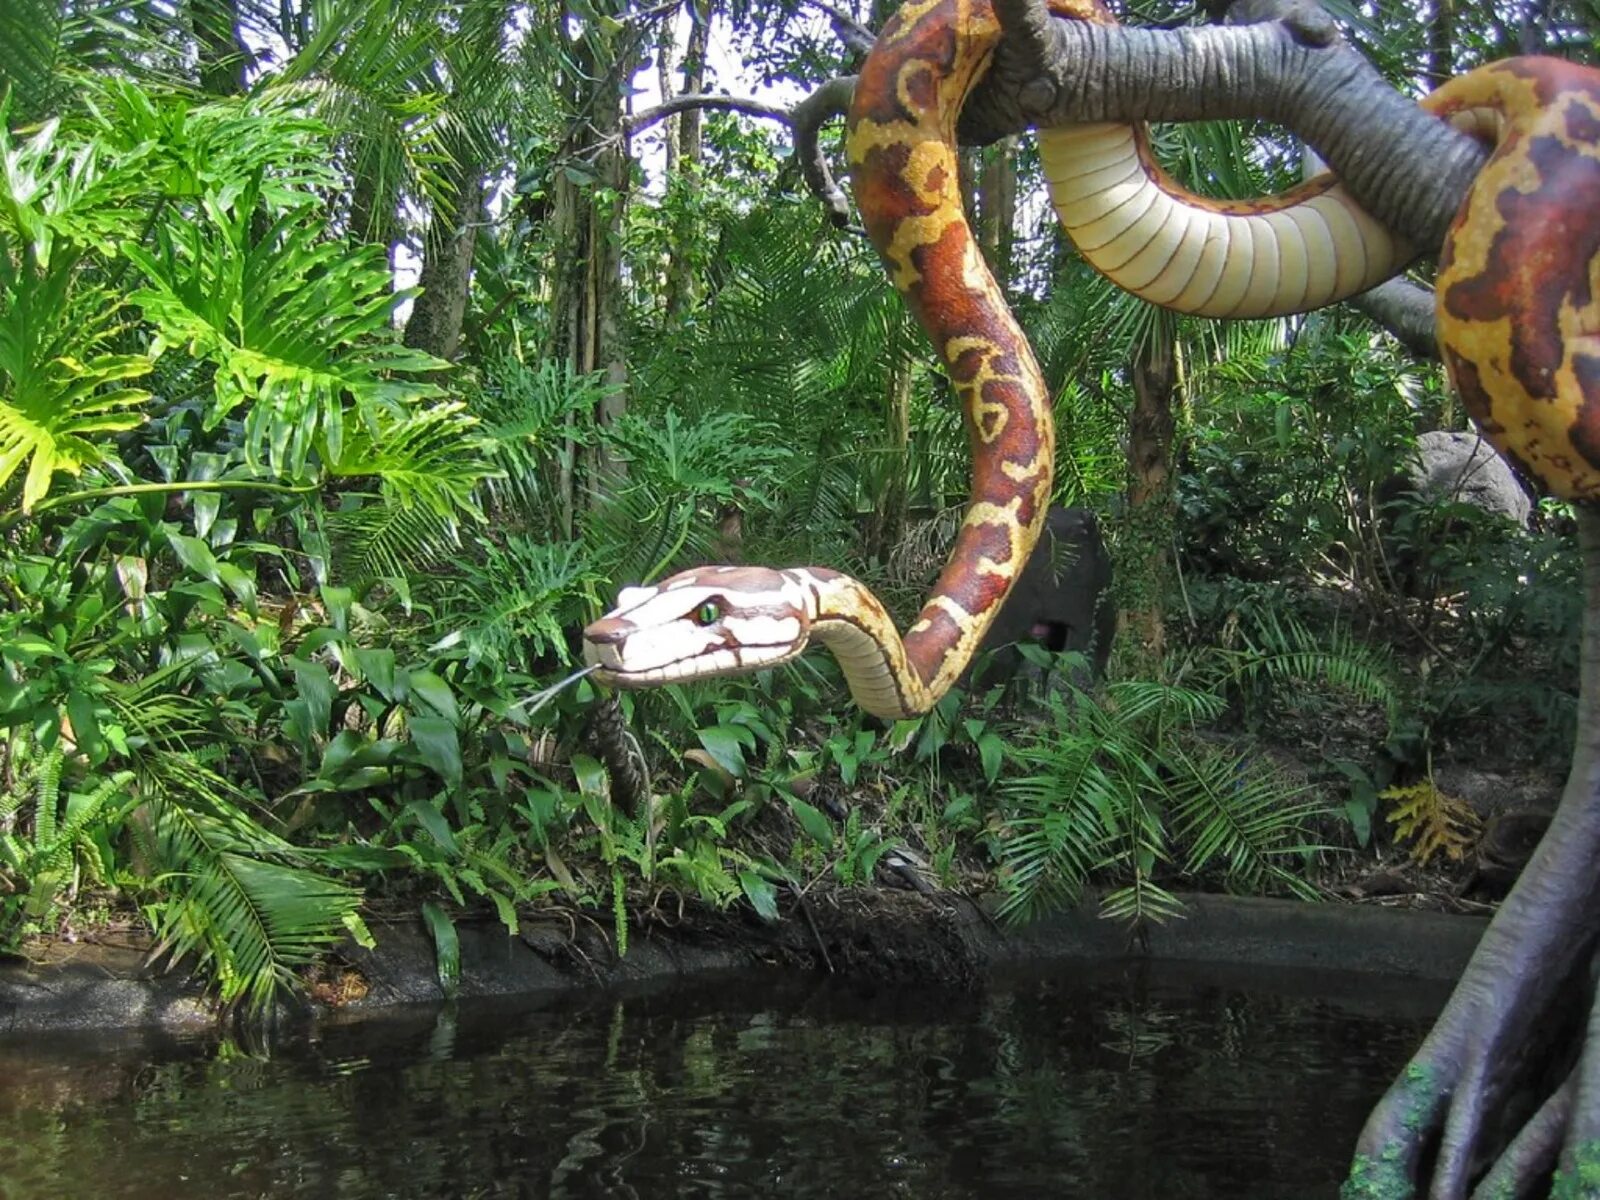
[1404,430,1532,527]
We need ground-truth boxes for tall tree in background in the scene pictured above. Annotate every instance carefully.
[403,0,515,361]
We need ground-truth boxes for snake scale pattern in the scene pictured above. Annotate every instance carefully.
[1423,57,1600,501]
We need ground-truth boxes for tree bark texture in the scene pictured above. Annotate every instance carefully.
[1349,508,1600,1198]
[665,0,712,321]
[403,155,486,363]
[546,5,635,522]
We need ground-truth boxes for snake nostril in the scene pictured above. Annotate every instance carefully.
[583,618,631,646]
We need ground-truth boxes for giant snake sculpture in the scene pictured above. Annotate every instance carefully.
[583,0,1420,717]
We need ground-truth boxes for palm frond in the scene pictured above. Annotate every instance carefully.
[1226,608,1399,721]
[325,494,459,584]
[1165,744,1327,899]
[143,792,361,1013]
[0,0,171,122]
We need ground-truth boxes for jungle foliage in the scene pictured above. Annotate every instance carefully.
[0,0,1588,1011]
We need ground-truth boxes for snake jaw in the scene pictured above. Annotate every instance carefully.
[582,566,813,687]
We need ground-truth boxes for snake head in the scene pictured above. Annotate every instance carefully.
[582,566,813,687]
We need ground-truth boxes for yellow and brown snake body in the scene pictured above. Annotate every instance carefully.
[1424,57,1600,501]
[583,0,1426,717]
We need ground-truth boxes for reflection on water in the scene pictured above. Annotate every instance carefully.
[0,959,1444,1199]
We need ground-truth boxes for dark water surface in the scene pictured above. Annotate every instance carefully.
[0,959,1445,1200]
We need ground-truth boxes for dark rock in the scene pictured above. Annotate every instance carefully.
[968,506,1115,694]
[0,943,215,1034]
[0,894,1489,1035]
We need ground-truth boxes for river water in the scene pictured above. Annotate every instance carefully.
[0,959,1444,1199]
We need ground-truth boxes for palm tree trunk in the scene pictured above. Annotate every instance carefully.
[1121,311,1179,668]
[547,4,636,523]
[189,0,248,94]
[977,137,1017,287]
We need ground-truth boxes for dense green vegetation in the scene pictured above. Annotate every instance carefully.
[0,0,1589,1012]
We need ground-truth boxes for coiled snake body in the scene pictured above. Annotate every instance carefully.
[582,1,1587,717]
[1423,57,1600,501]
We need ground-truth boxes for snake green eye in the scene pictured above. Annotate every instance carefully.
[694,601,720,626]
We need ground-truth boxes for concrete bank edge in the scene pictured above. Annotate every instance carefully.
[0,893,1487,1036]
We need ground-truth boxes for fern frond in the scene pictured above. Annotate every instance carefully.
[1232,609,1398,716]
[1099,878,1186,926]
[1383,781,1480,867]
[31,746,64,848]
[326,495,458,584]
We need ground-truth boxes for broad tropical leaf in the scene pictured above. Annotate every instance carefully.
[127,190,446,475]
[0,263,150,510]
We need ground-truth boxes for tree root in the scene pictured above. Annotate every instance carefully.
[1346,508,1600,1199]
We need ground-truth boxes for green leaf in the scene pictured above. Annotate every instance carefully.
[5,636,63,659]
[976,731,1005,785]
[342,912,377,951]
[168,531,221,583]
[571,753,608,798]
[420,900,460,997]
[353,648,397,701]
[321,585,353,632]
[787,797,835,850]
[407,669,459,725]
[1345,797,1373,847]
[696,724,752,778]
[404,798,458,853]
[738,870,779,922]
[65,689,103,764]
[407,716,462,788]
[289,658,335,738]
[215,563,257,615]
[489,889,518,936]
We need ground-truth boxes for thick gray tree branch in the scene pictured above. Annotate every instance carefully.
[991,0,1063,80]
[783,0,1490,349]
[626,80,859,227]
[963,16,1489,249]
[1347,279,1441,358]
[792,75,858,226]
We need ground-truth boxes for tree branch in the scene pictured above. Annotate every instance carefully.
[797,0,876,56]
[781,1,1488,281]
[991,0,1061,80]
[961,14,1488,249]
[626,79,860,226]
[626,93,792,137]
[1347,279,1441,358]
[792,75,857,226]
